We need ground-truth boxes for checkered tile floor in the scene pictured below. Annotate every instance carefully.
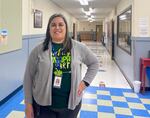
[81,87,150,118]
[0,86,150,118]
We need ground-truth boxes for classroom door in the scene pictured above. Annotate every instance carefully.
[73,23,75,39]
[96,25,103,42]
[111,20,115,60]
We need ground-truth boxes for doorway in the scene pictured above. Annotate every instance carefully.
[73,23,75,39]
[96,25,103,42]
[107,20,115,60]
[111,20,115,60]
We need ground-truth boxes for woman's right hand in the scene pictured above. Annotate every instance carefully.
[25,103,34,118]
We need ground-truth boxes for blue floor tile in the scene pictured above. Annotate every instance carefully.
[82,98,97,104]
[85,86,98,94]
[98,106,114,113]
[126,97,142,103]
[116,114,133,118]
[144,104,150,110]
[1,86,150,118]
[109,89,124,96]
[138,92,150,99]
[80,111,97,118]
[97,95,111,100]
[131,109,150,117]
[112,101,128,108]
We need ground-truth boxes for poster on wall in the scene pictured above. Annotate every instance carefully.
[0,29,8,46]
[138,17,149,37]
[34,9,43,28]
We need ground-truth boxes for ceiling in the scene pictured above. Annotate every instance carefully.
[50,0,121,21]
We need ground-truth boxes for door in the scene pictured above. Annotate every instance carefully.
[73,23,75,39]
[96,25,103,42]
[111,20,115,60]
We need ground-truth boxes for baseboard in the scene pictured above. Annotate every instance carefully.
[0,85,23,106]
[113,59,133,88]
[114,59,150,91]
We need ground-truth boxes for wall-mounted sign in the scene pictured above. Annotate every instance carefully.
[0,28,8,46]
[138,17,149,37]
[34,10,42,28]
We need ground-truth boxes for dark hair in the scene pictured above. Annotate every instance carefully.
[43,13,72,52]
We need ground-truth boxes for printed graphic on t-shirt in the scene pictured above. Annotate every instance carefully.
[52,49,71,76]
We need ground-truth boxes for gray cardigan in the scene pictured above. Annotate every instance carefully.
[23,39,99,110]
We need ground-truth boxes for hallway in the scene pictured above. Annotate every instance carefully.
[82,41,130,88]
[0,41,150,118]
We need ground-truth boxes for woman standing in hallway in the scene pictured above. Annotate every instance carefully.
[23,13,99,118]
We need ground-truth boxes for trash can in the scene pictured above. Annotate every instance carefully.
[133,81,141,93]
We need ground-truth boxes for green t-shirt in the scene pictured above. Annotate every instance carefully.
[51,42,71,109]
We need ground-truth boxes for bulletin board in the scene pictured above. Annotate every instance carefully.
[0,0,22,54]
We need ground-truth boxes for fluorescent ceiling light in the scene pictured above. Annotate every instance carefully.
[85,11,91,16]
[120,15,127,20]
[89,19,95,22]
[88,17,95,22]
[82,8,91,15]
[127,10,131,13]
[119,15,126,19]
[79,0,88,5]
[91,15,94,18]
[120,17,127,20]
[89,7,93,12]
[88,17,92,21]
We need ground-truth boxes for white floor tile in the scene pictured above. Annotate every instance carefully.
[6,111,25,118]
[20,100,24,104]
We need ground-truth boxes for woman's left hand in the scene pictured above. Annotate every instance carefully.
[77,81,86,96]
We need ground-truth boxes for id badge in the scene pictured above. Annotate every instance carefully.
[53,76,62,88]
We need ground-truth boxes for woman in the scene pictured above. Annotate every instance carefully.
[23,14,99,118]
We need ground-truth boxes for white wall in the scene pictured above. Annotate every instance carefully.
[117,0,132,15]
[108,9,116,20]
[103,9,116,38]
[0,0,1,28]
[116,0,132,33]
[118,0,150,37]
[104,0,132,35]
[78,21,102,32]
[22,0,30,35]
[132,0,150,37]
[132,0,150,86]
[103,0,134,86]
[0,0,22,54]
[22,0,78,35]
[115,0,134,86]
